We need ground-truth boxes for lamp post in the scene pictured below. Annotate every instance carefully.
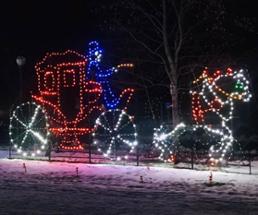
[9,56,26,159]
[16,56,26,102]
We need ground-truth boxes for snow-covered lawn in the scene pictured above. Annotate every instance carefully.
[0,151,258,214]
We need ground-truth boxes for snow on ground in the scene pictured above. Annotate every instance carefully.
[0,150,258,214]
[0,149,8,160]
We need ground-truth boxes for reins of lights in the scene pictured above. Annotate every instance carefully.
[87,40,135,110]
[154,68,251,164]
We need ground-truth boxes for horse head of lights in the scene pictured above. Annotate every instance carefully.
[154,68,252,164]
[191,68,252,123]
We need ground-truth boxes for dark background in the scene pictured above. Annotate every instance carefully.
[1,0,258,146]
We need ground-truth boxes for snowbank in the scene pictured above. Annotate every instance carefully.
[0,157,258,214]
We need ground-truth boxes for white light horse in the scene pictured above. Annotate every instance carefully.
[154,68,251,164]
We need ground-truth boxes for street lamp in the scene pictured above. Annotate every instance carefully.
[16,56,26,102]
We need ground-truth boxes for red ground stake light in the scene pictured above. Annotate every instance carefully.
[209,171,213,184]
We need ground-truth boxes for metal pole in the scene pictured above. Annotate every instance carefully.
[8,104,14,160]
[191,144,194,170]
[9,142,12,159]
[19,68,23,103]
[136,145,139,166]
[248,150,252,175]
[89,142,92,164]
[48,140,52,161]
[16,56,26,103]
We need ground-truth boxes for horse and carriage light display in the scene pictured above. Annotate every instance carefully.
[9,40,252,165]
[9,41,137,161]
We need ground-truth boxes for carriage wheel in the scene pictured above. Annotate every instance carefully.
[93,109,137,160]
[9,102,50,157]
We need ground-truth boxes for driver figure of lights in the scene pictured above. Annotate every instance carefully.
[86,41,134,110]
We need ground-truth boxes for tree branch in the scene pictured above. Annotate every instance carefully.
[133,2,163,35]
[162,0,176,84]
[173,0,183,69]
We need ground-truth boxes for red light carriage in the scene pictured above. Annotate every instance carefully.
[9,50,137,160]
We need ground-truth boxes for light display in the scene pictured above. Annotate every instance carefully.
[92,109,137,161]
[9,102,49,157]
[87,41,134,110]
[87,41,138,160]
[153,123,186,162]
[191,68,251,124]
[191,68,251,163]
[32,50,103,150]
[154,68,251,164]
[9,42,138,159]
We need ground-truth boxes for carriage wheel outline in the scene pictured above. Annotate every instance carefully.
[9,101,50,157]
[92,109,138,161]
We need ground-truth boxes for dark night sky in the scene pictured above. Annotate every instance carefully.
[1,1,95,49]
[0,1,108,111]
[1,0,258,136]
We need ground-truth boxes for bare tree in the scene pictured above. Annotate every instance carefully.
[97,0,251,126]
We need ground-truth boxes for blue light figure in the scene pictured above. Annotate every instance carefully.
[86,41,134,110]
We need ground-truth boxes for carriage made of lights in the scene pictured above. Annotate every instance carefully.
[9,41,138,161]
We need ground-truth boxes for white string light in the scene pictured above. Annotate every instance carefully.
[9,102,49,157]
[154,68,251,164]
[93,109,137,161]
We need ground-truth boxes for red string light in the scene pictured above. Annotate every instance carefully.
[191,68,251,124]
[33,50,103,150]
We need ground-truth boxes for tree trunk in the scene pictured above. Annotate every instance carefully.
[170,83,179,127]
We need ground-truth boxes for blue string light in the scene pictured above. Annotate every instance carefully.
[86,41,125,110]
